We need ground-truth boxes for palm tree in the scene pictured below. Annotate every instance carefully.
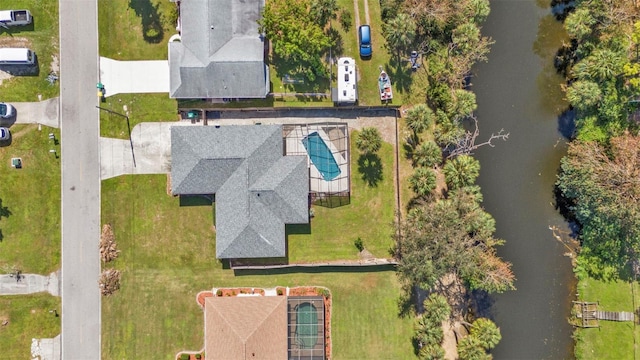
[383,13,416,59]
[405,104,435,136]
[310,0,339,27]
[470,318,501,350]
[443,155,480,190]
[418,343,445,360]
[409,167,437,197]
[413,141,442,168]
[457,336,490,360]
[423,293,451,323]
[356,127,382,154]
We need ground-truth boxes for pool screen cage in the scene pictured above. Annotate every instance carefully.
[288,296,326,360]
[283,122,350,208]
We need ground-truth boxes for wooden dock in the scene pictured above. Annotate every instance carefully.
[573,301,636,327]
[596,311,635,322]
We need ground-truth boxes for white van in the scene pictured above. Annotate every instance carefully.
[0,48,35,65]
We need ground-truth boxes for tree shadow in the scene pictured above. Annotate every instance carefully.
[129,0,164,43]
[386,55,413,94]
[357,153,383,187]
[0,198,11,219]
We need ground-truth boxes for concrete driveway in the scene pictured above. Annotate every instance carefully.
[99,57,169,97]
[100,122,197,179]
[1,98,60,128]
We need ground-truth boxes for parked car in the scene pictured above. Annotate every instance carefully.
[0,127,10,141]
[358,25,372,58]
[0,10,32,27]
[0,102,14,118]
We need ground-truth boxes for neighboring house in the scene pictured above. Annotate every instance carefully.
[201,295,326,360]
[170,125,309,259]
[205,296,288,359]
[168,0,269,99]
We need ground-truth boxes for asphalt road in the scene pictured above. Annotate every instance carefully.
[59,0,101,358]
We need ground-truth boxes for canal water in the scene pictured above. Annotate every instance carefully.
[472,0,576,358]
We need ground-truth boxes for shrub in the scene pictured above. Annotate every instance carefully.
[340,8,352,30]
[179,354,189,360]
[277,288,284,295]
[216,289,222,296]
[145,27,160,39]
[354,237,364,252]
[195,354,202,359]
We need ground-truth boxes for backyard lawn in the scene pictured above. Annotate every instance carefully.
[101,174,413,359]
[574,277,640,360]
[0,125,61,274]
[0,0,59,102]
[288,130,396,261]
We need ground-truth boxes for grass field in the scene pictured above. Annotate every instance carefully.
[574,277,640,360]
[0,0,59,102]
[0,125,60,274]
[0,294,61,359]
[101,173,412,359]
[98,0,176,60]
[99,94,178,138]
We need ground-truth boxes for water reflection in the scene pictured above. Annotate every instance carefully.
[534,14,570,116]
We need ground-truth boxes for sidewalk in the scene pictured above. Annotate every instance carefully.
[0,271,60,296]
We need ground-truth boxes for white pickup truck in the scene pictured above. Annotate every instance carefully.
[0,10,32,27]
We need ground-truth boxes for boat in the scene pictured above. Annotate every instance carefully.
[378,69,393,101]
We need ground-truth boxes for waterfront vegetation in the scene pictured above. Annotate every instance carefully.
[554,0,640,358]
[377,0,513,357]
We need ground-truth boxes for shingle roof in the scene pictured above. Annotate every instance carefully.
[204,296,288,359]
[168,0,269,99]
[171,125,309,259]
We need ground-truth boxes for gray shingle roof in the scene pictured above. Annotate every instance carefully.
[169,0,269,99]
[171,125,309,259]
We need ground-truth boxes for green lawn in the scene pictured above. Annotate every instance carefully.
[98,0,177,60]
[574,277,640,360]
[0,294,61,359]
[101,174,412,359]
[0,125,60,274]
[0,0,59,102]
[289,130,396,261]
[99,94,178,138]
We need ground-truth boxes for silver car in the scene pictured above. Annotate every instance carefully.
[0,102,14,118]
[0,127,10,140]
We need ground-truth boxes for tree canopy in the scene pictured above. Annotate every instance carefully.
[557,133,640,279]
[395,190,514,293]
[355,127,383,154]
[258,0,334,81]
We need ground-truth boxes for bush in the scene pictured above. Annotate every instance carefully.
[340,8,352,30]
[277,288,284,295]
[145,27,160,39]
[179,354,189,360]
[195,354,201,359]
[354,237,364,252]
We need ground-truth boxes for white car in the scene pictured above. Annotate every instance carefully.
[0,127,9,141]
[0,102,14,118]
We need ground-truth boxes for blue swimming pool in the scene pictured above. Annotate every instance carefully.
[302,132,341,181]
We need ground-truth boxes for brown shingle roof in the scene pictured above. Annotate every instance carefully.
[205,296,287,359]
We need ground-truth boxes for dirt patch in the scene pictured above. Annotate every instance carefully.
[50,54,59,73]
[0,36,32,48]
[0,71,12,86]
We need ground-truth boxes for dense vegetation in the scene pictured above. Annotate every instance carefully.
[380,0,512,357]
[556,0,640,280]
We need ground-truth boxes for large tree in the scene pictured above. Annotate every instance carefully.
[405,104,435,136]
[258,0,333,81]
[395,192,514,293]
[557,133,640,279]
